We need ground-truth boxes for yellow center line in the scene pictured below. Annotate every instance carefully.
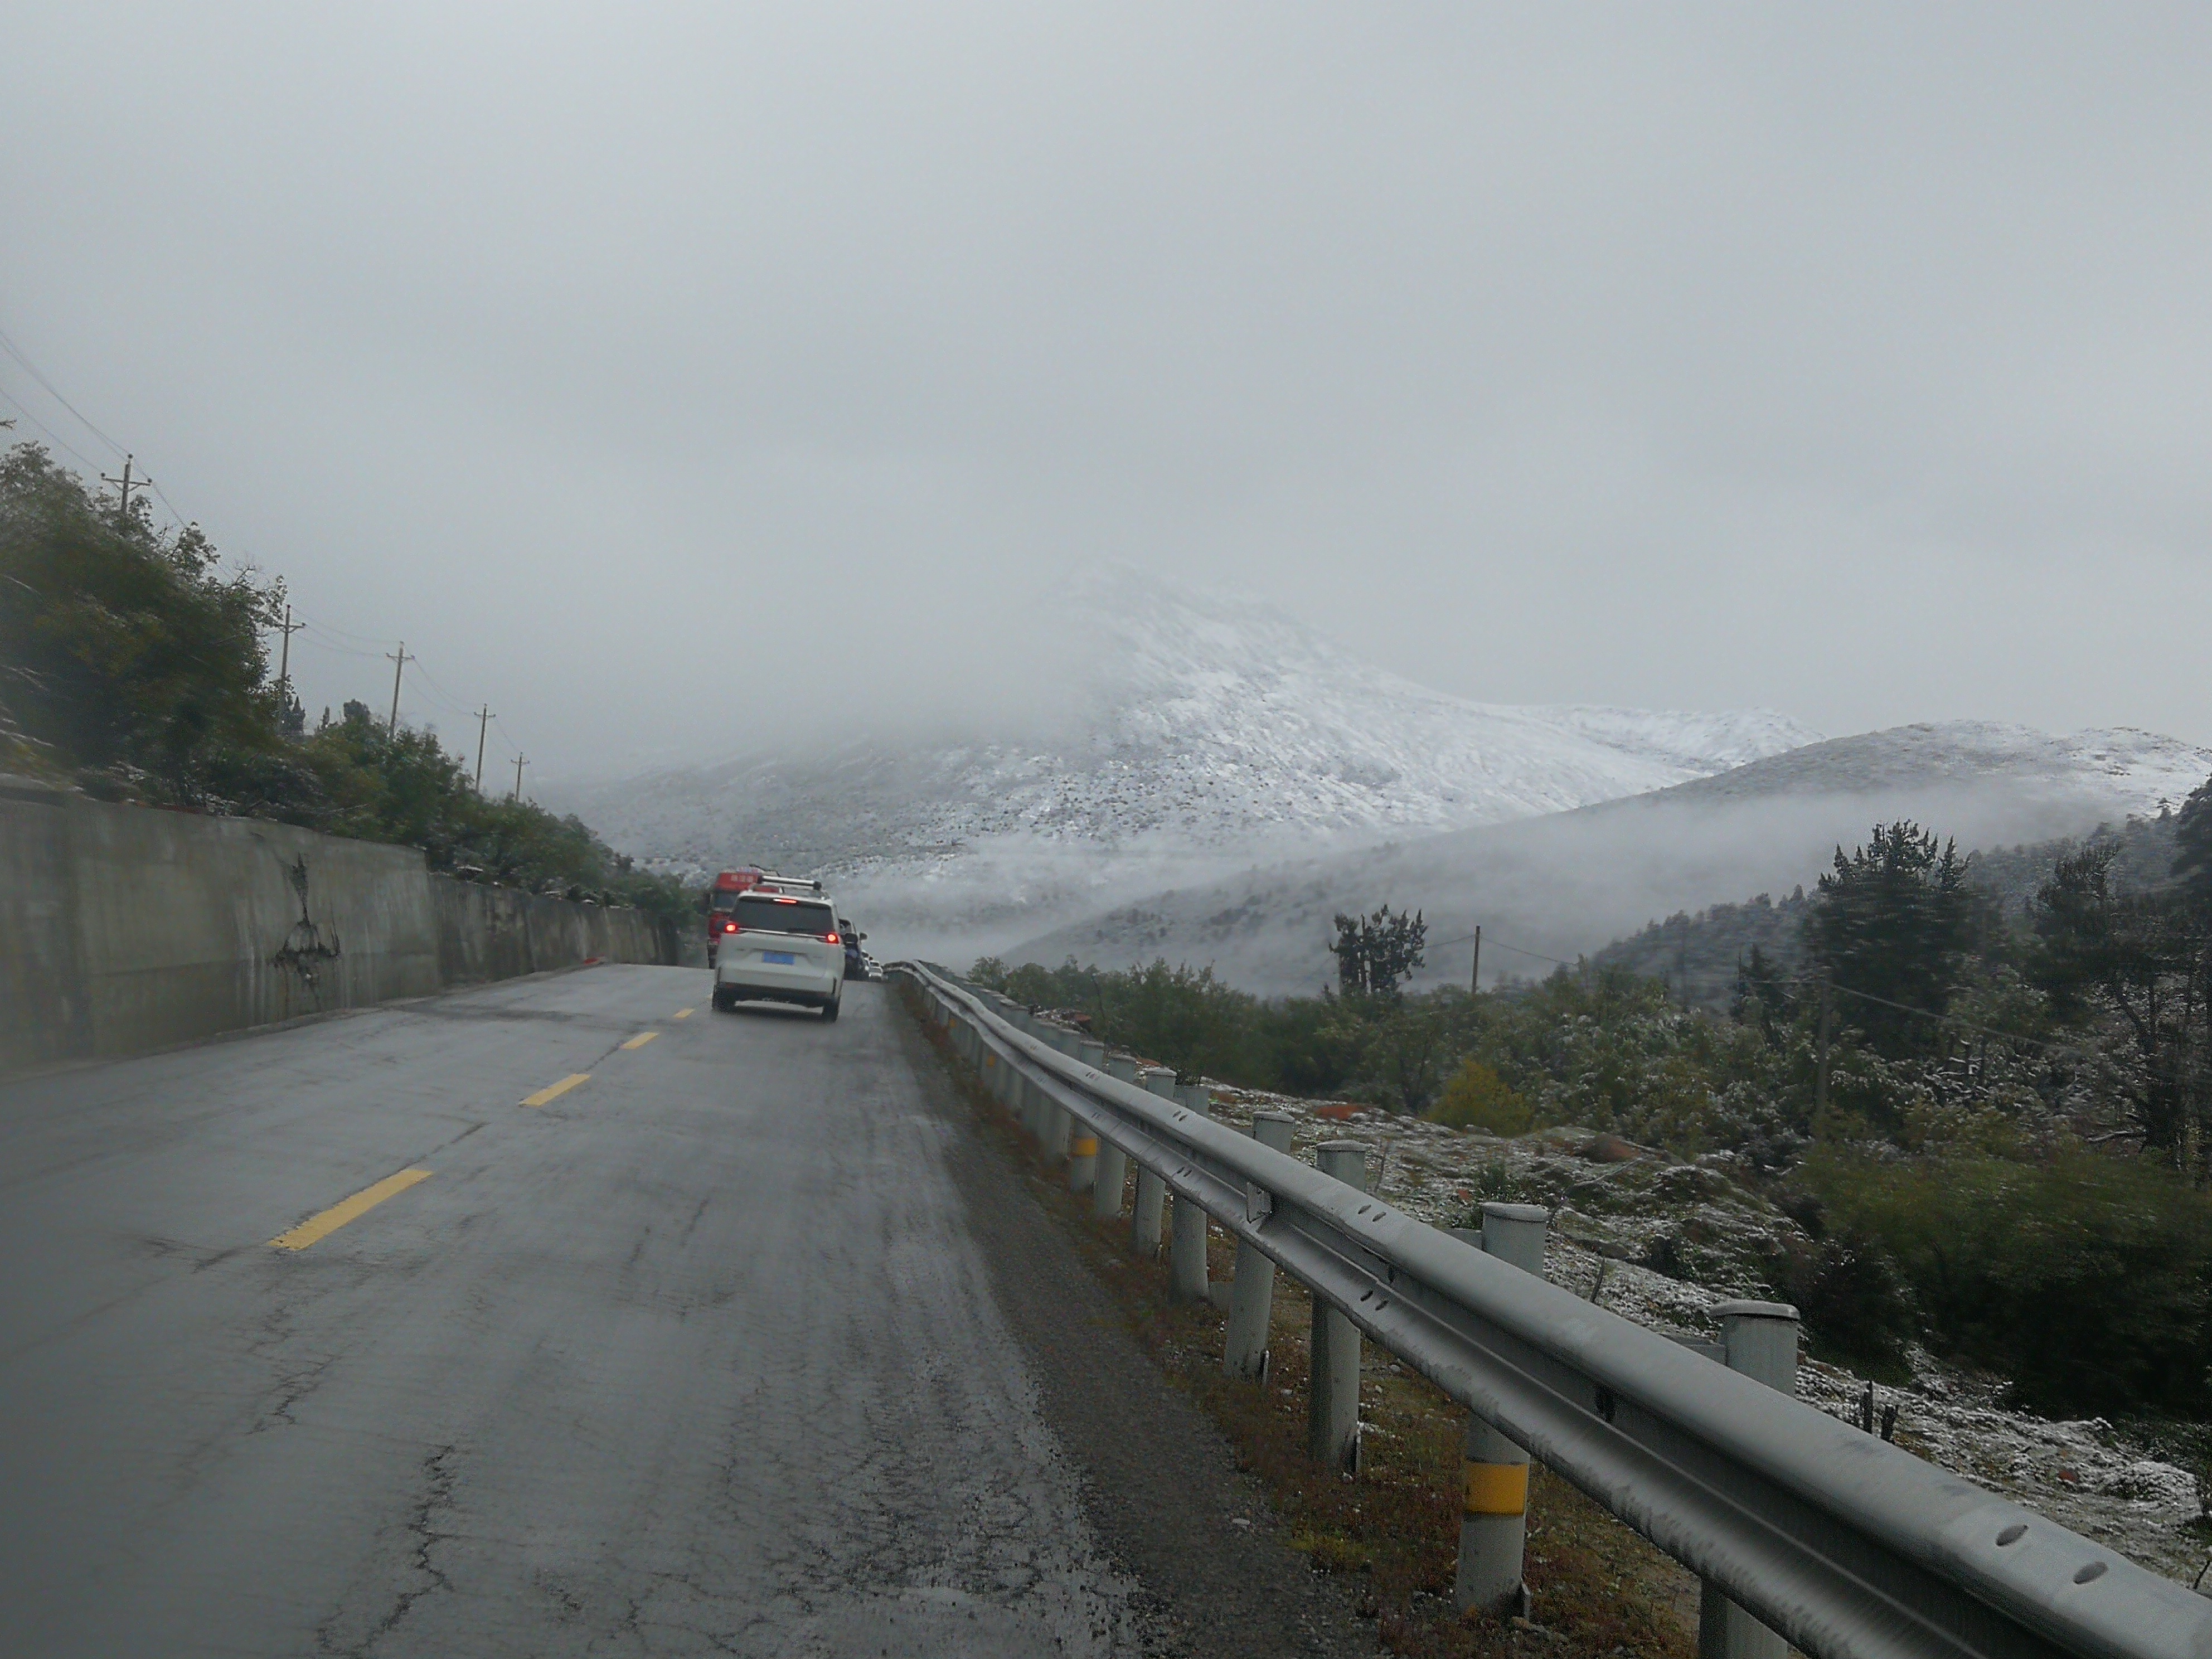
[673,1008,693,1019]
[521,1072,591,1108]
[269,1168,432,1251]
[620,1030,659,1050]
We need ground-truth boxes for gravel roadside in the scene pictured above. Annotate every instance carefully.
[895,1003,1382,1657]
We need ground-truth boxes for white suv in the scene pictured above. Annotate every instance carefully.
[711,889,846,1020]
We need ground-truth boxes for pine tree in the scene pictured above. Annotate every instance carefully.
[1329,904,1427,999]
[2175,773,2212,912]
[1803,822,1972,1055]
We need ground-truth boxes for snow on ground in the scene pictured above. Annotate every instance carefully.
[1037,1027,2209,1587]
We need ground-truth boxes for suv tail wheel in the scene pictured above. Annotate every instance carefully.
[822,995,841,1023]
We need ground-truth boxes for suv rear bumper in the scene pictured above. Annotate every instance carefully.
[717,955,840,1006]
[718,984,837,1009]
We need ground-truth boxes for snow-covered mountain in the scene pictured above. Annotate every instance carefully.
[552,569,1820,952]
[1010,721,2212,995]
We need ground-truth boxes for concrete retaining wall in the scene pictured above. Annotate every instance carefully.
[429,875,673,987]
[0,778,678,1075]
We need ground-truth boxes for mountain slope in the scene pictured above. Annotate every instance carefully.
[1009,721,2212,995]
[548,569,1819,951]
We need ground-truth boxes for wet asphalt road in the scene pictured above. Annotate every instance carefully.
[0,966,1371,1658]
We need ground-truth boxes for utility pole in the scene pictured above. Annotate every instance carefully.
[385,642,414,733]
[1813,977,1835,1130]
[474,704,494,790]
[512,752,527,802]
[274,604,306,703]
[1470,925,1482,995]
[100,454,152,525]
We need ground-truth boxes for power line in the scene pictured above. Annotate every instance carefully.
[291,609,402,649]
[144,478,190,526]
[1738,971,2095,1059]
[0,325,127,458]
[0,381,102,471]
[406,657,486,721]
[293,624,387,660]
[1430,928,1573,968]
[0,333,191,530]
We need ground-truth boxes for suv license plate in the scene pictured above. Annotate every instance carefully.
[763,950,795,965]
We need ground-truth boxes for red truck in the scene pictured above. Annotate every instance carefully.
[705,868,765,967]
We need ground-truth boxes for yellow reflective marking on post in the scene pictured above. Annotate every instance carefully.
[269,1168,431,1250]
[521,1073,590,1108]
[1071,1137,1099,1157]
[984,1052,996,1066]
[1464,1461,1529,1515]
[620,1031,658,1050]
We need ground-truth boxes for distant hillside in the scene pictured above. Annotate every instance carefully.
[1588,890,1814,1009]
[1010,722,2212,996]
[1966,811,2182,921]
[1585,811,2186,1011]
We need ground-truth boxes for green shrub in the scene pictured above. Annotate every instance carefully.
[977,956,1266,1083]
[1800,1148,2212,1415]
[1428,1060,1534,1134]
[1773,1230,1917,1382]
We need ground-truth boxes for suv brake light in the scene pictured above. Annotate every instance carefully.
[824,931,840,945]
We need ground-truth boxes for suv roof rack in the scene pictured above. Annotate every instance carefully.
[756,874,823,893]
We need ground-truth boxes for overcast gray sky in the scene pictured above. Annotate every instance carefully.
[4,3,2208,776]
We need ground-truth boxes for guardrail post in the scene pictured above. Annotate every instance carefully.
[1034,1041,1063,1143]
[1169,1083,1212,1302]
[1457,1201,1551,1617]
[1700,1301,1800,1659]
[1132,1068,1176,1254]
[1224,1110,1294,1380]
[1094,1055,1133,1218]
[1026,1018,1071,1161]
[1308,1139,1371,1474]
[1066,1059,1098,1195]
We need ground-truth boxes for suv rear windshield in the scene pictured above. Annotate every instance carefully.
[735,895,835,935]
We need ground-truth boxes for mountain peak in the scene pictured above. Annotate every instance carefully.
[552,573,1823,953]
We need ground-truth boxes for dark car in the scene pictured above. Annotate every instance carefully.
[839,918,867,979]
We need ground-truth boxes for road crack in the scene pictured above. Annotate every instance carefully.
[313,1443,460,1657]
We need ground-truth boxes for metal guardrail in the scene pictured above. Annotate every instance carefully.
[895,961,2212,1659]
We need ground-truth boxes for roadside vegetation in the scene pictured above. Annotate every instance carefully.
[0,442,690,928]
[975,801,2212,1424]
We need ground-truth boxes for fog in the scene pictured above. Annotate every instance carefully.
[1008,774,2147,997]
[6,5,2211,779]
